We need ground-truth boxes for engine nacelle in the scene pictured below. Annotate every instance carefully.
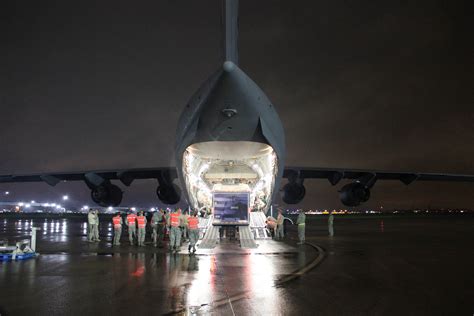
[91,184,123,207]
[156,184,181,205]
[339,182,370,207]
[282,182,306,204]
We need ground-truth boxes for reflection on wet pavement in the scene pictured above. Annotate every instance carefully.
[1,216,474,315]
[0,218,318,315]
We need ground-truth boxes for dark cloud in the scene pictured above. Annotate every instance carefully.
[0,0,472,209]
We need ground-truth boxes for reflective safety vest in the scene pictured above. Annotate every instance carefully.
[127,214,137,225]
[112,216,121,228]
[137,216,146,228]
[170,213,180,227]
[188,217,199,230]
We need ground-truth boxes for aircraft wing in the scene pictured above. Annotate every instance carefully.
[2,166,473,187]
[1,166,473,207]
[0,167,177,187]
[283,167,474,185]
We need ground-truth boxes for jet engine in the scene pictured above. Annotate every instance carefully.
[282,182,306,204]
[339,182,370,207]
[91,183,123,207]
[156,183,181,205]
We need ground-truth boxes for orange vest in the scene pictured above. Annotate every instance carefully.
[127,214,136,225]
[112,216,121,228]
[188,217,199,230]
[170,213,180,227]
[137,216,146,228]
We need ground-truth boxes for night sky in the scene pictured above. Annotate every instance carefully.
[0,0,473,210]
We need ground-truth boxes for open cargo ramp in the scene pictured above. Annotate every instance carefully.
[249,212,272,239]
[239,226,258,248]
[198,225,220,249]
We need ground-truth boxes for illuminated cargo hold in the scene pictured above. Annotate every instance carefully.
[182,141,278,213]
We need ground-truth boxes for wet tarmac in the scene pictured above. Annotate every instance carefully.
[1,215,473,315]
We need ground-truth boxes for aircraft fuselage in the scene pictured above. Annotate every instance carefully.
[175,61,285,213]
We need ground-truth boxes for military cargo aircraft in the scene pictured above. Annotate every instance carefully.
[1,0,473,214]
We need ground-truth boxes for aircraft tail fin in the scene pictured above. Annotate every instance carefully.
[222,0,239,65]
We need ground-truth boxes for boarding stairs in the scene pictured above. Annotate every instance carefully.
[249,212,272,240]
